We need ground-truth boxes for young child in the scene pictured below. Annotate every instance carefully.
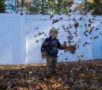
[41,27,75,75]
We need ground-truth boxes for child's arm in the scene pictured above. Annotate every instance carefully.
[57,40,76,53]
[57,39,65,50]
[41,39,48,59]
[57,40,70,50]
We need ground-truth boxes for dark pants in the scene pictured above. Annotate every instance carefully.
[46,56,57,75]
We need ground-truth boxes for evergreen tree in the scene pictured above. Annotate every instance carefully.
[0,0,5,13]
[5,0,72,14]
[27,0,72,14]
[27,0,47,14]
[47,0,70,14]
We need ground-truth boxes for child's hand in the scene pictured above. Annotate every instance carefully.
[41,52,47,59]
[68,45,76,54]
[63,41,76,53]
[63,41,70,51]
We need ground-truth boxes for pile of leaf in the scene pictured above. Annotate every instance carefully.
[0,60,102,90]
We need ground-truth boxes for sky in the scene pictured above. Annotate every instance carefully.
[75,0,84,3]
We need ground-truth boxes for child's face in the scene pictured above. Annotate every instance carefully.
[49,31,58,38]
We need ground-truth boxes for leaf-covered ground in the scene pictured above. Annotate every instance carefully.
[0,60,102,90]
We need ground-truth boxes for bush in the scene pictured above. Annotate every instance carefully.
[83,0,102,15]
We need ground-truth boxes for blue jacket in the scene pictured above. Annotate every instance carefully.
[41,36,63,57]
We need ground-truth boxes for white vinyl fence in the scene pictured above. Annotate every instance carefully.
[0,14,102,65]
[26,15,102,64]
[0,14,26,65]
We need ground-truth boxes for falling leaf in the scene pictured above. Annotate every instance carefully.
[62,25,66,30]
[60,53,63,55]
[95,28,99,31]
[85,23,87,27]
[34,32,44,37]
[73,18,76,22]
[65,58,68,60]
[52,19,59,24]
[83,42,89,47]
[90,37,93,39]
[74,22,79,29]
[94,36,99,39]
[50,15,54,19]
[79,17,83,20]
[88,23,91,27]
[99,32,102,36]
[35,40,39,43]
[45,34,47,36]
[42,38,44,42]
[35,27,39,30]
[59,17,63,20]
[60,35,63,37]
[80,25,82,28]
[69,24,72,28]
[38,32,42,35]
[89,19,91,23]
